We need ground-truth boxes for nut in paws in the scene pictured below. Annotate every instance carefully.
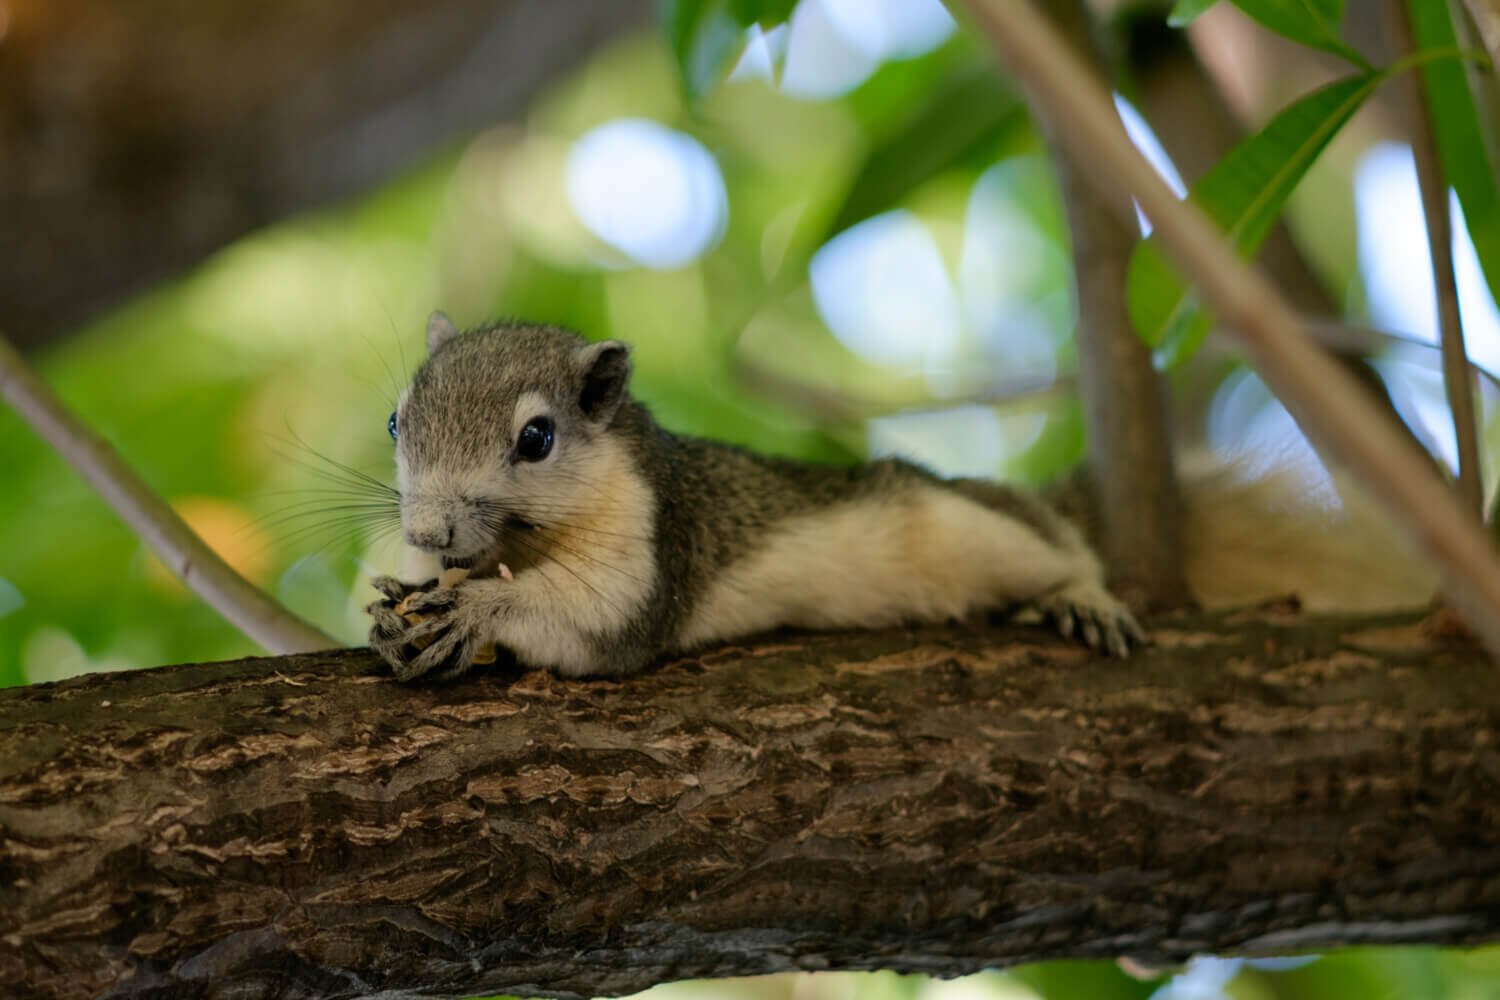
[367,580,494,682]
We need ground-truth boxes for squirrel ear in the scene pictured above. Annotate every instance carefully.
[577,340,631,422]
[426,311,460,353]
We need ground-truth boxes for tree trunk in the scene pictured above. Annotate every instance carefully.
[1,610,1497,999]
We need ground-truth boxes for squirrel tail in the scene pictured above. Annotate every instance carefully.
[1180,454,1438,612]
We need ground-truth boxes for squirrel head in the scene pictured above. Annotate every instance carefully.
[390,313,634,570]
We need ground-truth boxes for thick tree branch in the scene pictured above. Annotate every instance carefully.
[1034,0,1189,612]
[0,333,333,653]
[954,0,1500,654]
[2,613,1499,999]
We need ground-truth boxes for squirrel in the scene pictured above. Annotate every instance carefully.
[366,313,1433,682]
[366,313,1148,681]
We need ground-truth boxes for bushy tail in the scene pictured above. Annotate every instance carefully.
[1181,456,1438,612]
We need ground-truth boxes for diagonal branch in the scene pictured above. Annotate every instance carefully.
[0,333,333,654]
[953,0,1500,655]
[1124,12,1339,320]
[0,614,1497,998]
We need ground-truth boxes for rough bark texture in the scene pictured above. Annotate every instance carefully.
[2,611,1499,999]
[0,0,649,347]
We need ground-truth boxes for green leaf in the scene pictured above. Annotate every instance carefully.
[826,70,1024,237]
[729,0,797,29]
[1409,0,1500,316]
[1167,0,1223,27]
[659,0,798,101]
[1188,0,1369,67]
[1127,73,1381,366]
[659,0,745,101]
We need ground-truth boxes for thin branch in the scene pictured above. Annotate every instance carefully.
[2,612,1498,998]
[1463,0,1500,64]
[740,322,1500,423]
[1390,0,1486,519]
[0,333,334,654]
[732,353,1070,423]
[1033,0,1189,611]
[952,0,1500,655]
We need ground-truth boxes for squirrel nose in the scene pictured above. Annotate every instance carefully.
[406,524,454,550]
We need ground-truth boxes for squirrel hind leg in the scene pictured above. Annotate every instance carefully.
[676,480,1140,654]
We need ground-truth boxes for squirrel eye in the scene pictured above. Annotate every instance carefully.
[516,416,554,462]
[387,411,399,441]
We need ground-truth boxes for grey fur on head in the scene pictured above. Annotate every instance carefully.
[394,320,634,564]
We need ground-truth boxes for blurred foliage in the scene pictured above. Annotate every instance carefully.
[1128,71,1383,366]
[1408,0,1500,311]
[4,0,1500,996]
[659,0,798,99]
[1128,10,1489,368]
[466,949,1500,1000]
[1166,0,1368,68]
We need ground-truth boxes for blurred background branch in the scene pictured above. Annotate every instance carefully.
[0,0,650,349]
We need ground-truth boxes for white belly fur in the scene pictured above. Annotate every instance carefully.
[675,482,1090,648]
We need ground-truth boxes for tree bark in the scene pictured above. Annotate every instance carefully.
[2,611,1498,998]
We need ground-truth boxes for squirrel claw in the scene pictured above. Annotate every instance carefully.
[1036,582,1144,658]
[405,622,482,680]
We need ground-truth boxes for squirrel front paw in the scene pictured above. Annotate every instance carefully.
[369,574,434,605]
[366,578,500,682]
[1034,581,1145,658]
